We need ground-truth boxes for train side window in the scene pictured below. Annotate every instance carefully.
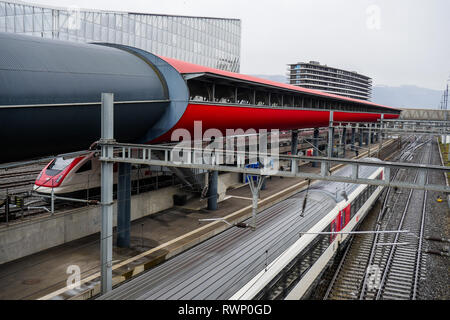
[356,194,362,211]
[76,160,92,173]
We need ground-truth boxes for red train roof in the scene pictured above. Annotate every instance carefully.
[160,56,399,112]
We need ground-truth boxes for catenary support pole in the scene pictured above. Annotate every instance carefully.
[328,111,334,159]
[370,124,374,144]
[312,128,319,167]
[291,130,298,173]
[351,126,356,153]
[248,175,265,230]
[100,93,114,295]
[323,111,334,175]
[117,162,131,248]
[341,127,347,157]
[359,127,363,150]
[378,114,384,158]
[365,125,370,146]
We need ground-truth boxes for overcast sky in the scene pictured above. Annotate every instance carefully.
[25,0,450,91]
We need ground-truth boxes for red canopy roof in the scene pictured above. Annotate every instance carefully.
[159,56,399,111]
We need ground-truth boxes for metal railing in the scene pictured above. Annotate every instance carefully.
[97,141,450,193]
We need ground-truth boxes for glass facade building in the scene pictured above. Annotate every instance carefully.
[0,1,241,72]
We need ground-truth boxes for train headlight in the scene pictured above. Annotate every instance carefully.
[55,175,63,184]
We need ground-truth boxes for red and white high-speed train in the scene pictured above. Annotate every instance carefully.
[33,153,167,196]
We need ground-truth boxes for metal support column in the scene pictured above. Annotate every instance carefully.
[358,127,363,149]
[341,127,347,157]
[328,111,334,159]
[377,114,384,158]
[248,175,265,230]
[374,124,380,142]
[100,93,115,295]
[291,130,298,173]
[312,128,319,168]
[365,125,370,146]
[327,111,334,164]
[322,111,334,175]
[260,176,267,190]
[117,162,131,248]
[207,170,218,210]
[351,126,356,153]
[370,124,374,144]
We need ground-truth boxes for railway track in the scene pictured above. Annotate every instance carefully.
[324,136,433,300]
[0,166,44,195]
[0,178,37,190]
[0,170,42,179]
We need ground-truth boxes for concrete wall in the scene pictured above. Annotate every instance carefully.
[0,173,241,265]
[217,172,241,201]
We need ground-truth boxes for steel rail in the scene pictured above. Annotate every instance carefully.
[358,166,406,299]
[323,235,354,300]
[0,170,42,178]
[320,137,414,300]
[374,140,431,300]
[412,153,431,299]
[357,138,417,299]
[320,136,419,300]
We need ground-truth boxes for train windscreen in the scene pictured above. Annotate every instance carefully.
[46,157,75,176]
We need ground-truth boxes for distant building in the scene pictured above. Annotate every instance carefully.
[288,61,372,101]
[0,0,241,72]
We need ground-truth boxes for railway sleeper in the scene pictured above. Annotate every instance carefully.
[389,265,415,273]
[384,282,413,291]
[381,290,411,299]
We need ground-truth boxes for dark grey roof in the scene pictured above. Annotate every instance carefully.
[0,32,167,105]
[0,33,172,163]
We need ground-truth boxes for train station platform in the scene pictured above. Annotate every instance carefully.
[0,140,397,300]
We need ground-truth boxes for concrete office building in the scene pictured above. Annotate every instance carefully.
[288,61,372,100]
[0,0,241,72]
